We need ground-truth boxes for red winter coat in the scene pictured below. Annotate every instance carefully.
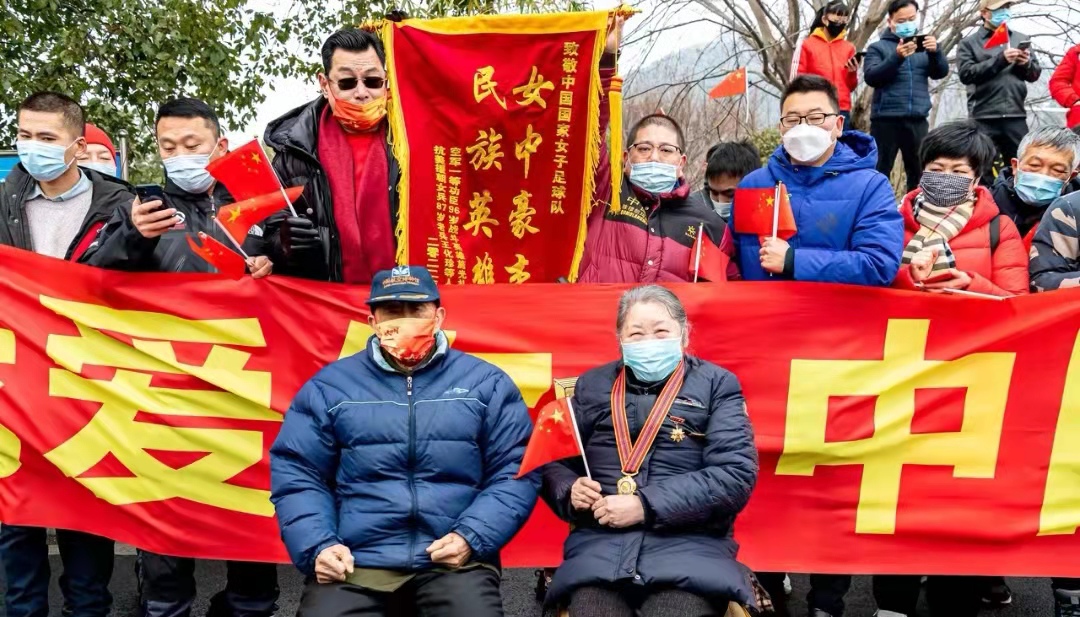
[893,186,1029,297]
[797,29,858,112]
[1050,44,1080,128]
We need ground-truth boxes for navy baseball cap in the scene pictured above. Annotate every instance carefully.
[367,265,441,305]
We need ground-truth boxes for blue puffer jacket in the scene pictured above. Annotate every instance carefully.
[269,333,539,575]
[864,30,950,119]
[541,357,757,607]
[733,131,904,285]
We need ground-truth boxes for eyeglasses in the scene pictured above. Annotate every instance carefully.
[780,113,839,128]
[629,142,683,158]
[335,76,387,91]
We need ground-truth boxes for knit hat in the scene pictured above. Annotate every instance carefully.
[83,124,117,159]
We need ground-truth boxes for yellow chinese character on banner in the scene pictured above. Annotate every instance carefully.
[509,190,539,239]
[513,66,555,109]
[40,296,279,517]
[552,185,567,200]
[515,124,543,179]
[464,190,499,238]
[473,66,507,109]
[556,124,570,138]
[472,253,495,284]
[562,58,578,73]
[559,91,573,107]
[561,75,576,89]
[0,328,20,479]
[466,129,505,171]
[563,42,579,57]
[505,254,531,284]
[551,200,564,215]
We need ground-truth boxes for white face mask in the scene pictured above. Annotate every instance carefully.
[783,124,836,164]
[712,199,732,219]
[79,161,117,177]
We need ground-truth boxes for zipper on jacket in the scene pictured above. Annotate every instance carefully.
[406,374,419,567]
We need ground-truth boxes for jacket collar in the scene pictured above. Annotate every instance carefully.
[812,27,847,42]
[163,178,234,213]
[369,330,450,375]
[901,185,1000,231]
[28,169,91,202]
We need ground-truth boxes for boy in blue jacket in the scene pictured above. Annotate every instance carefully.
[270,265,538,617]
[734,74,904,288]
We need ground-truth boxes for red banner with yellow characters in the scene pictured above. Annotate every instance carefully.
[4,244,1080,576]
[382,11,609,285]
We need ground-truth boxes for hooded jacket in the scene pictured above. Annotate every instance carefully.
[0,165,131,261]
[1050,44,1080,128]
[893,186,1029,297]
[270,333,538,576]
[262,97,401,282]
[864,30,950,119]
[957,25,1041,119]
[541,356,757,607]
[80,179,265,273]
[733,131,904,285]
[797,28,859,112]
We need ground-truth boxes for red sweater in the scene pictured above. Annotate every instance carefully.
[893,187,1030,297]
[797,29,859,112]
[1050,44,1080,128]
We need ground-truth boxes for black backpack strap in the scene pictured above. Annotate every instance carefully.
[989,214,1000,254]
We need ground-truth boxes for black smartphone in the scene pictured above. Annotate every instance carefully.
[135,184,166,211]
[855,51,867,62]
[1017,40,1031,51]
[902,35,928,52]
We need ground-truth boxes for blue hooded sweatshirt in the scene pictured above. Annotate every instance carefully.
[734,130,904,286]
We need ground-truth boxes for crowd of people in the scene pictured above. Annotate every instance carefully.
[3,0,1080,615]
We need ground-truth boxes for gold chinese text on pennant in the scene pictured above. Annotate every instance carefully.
[40,297,279,516]
[776,319,1014,535]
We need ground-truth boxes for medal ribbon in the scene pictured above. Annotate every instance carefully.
[609,361,686,475]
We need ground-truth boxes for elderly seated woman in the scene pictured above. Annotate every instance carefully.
[541,284,758,617]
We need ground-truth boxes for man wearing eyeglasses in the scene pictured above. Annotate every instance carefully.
[576,113,737,283]
[264,28,396,283]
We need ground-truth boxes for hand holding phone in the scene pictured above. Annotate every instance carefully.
[135,185,167,212]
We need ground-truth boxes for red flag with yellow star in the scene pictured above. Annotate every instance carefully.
[216,187,304,246]
[206,140,282,202]
[733,184,796,240]
[517,398,586,478]
[984,22,1009,49]
[709,67,748,98]
[185,232,247,279]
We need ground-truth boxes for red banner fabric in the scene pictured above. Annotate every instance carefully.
[2,245,1080,576]
[383,12,608,284]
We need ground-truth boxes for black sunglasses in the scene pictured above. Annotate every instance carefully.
[335,76,387,91]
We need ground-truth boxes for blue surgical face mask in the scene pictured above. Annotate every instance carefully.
[79,161,118,177]
[164,153,214,194]
[629,162,679,195]
[989,7,1010,27]
[17,140,77,182]
[712,199,732,219]
[621,338,683,383]
[1015,171,1066,207]
[894,21,918,39]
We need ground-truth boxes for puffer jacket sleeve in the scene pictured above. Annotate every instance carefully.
[1050,47,1080,109]
[635,369,757,531]
[452,371,540,561]
[966,216,1029,296]
[957,36,1011,86]
[929,48,950,80]
[792,174,904,286]
[269,379,342,576]
[78,203,159,271]
[862,41,903,89]
[1030,197,1080,291]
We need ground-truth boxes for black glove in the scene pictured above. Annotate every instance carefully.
[282,216,321,253]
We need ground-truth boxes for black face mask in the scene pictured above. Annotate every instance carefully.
[826,21,846,37]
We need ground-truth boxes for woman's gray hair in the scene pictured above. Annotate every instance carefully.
[616,285,691,339]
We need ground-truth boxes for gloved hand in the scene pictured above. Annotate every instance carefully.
[267,212,321,254]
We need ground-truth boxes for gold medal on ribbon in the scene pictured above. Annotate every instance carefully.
[669,426,686,443]
[609,362,686,496]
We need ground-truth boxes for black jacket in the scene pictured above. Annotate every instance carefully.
[864,30,950,119]
[0,165,133,260]
[541,356,757,606]
[957,26,1041,119]
[263,97,401,282]
[80,179,265,273]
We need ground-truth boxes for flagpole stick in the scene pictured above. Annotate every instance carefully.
[566,399,592,481]
[258,136,300,217]
[693,222,704,282]
[940,287,1010,301]
[213,218,251,261]
[771,182,782,239]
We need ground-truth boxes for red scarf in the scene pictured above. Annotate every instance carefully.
[317,106,395,283]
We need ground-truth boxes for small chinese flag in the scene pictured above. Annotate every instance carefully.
[984,22,1009,49]
[709,67,748,99]
[516,398,586,478]
[186,232,246,279]
[690,224,730,282]
[216,186,304,246]
[206,140,282,202]
[733,184,797,239]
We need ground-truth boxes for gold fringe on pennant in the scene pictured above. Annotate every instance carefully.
[608,76,624,216]
[360,19,383,33]
[381,20,412,266]
[566,13,612,283]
